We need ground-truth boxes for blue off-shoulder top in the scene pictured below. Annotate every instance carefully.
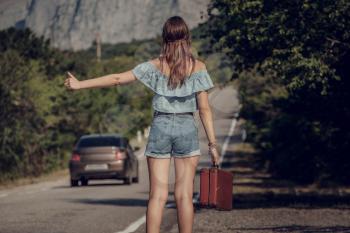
[132,61,214,113]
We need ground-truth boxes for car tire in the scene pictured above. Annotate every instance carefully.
[81,178,89,186]
[132,164,139,183]
[132,176,139,183]
[71,179,79,187]
[124,176,132,185]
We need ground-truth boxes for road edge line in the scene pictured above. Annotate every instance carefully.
[219,116,238,167]
[114,215,146,233]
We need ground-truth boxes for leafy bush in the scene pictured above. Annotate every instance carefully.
[207,0,350,184]
[0,25,231,182]
[0,28,154,181]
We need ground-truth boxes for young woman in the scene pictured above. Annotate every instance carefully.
[64,16,220,233]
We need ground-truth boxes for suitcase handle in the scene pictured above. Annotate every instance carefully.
[211,162,219,168]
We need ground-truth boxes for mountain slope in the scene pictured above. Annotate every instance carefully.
[0,0,209,50]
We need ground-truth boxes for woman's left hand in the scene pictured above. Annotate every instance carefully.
[209,146,220,167]
[64,72,81,90]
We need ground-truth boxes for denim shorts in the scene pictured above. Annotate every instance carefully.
[145,111,201,158]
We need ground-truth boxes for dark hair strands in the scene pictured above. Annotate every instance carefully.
[160,16,196,89]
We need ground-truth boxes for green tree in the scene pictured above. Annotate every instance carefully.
[0,25,231,182]
[207,0,350,184]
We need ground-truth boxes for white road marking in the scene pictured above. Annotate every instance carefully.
[208,87,239,166]
[219,116,238,167]
[114,87,229,233]
[114,215,146,233]
[193,192,200,204]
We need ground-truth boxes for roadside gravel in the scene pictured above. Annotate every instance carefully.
[168,123,350,233]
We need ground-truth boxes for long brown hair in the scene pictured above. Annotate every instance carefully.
[160,16,196,89]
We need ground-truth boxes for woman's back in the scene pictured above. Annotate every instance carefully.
[149,58,207,78]
[131,58,214,113]
[64,15,220,233]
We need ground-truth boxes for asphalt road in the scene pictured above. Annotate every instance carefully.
[0,85,239,233]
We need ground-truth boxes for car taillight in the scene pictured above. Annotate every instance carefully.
[71,153,81,162]
[115,150,126,160]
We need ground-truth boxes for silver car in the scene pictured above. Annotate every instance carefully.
[69,134,139,186]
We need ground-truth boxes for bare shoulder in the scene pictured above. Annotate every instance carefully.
[149,58,161,69]
[193,59,207,72]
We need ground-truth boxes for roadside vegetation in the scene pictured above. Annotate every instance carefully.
[206,0,350,185]
[0,27,231,183]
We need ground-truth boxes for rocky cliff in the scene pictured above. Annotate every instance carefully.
[0,0,210,50]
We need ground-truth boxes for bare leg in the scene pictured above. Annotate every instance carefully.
[174,155,200,233]
[146,157,171,233]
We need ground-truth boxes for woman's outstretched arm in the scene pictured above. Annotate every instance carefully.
[64,70,136,90]
[197,90,220,165]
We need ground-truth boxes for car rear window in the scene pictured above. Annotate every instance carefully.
[77,137,122,148]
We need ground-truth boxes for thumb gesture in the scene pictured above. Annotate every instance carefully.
[64,72,80,90]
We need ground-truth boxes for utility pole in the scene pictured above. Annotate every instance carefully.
[96,32,101,62]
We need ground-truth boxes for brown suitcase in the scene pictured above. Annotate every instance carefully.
[199,166,233,210]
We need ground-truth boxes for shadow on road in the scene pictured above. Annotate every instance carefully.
[53,181,126,189]
[213,143,350,210]
[68,198,149,207]
[68,198,179,208]
[229,225,350,233]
